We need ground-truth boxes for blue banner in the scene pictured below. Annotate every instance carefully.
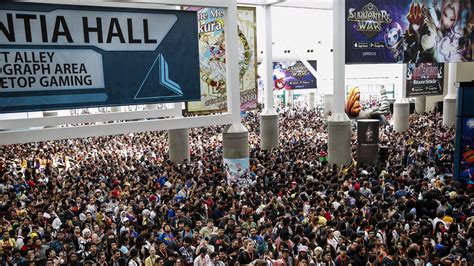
[346,0,474,64]
[0,3,200,113]
[455,82,474,184]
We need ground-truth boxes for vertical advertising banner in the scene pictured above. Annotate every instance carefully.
[406,62,444,97]
[0,3,200,113]
[455,82,474,183]
[273,60,317,90]
[458,117,474,181]
[357,119,380,165]
[185,7,258,113]
[346,0,474,64]
[224,158,250,186]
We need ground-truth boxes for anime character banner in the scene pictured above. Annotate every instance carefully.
[406,62,444,97]
[185,7,258,113]
[224,158,250,187]
[273,61,317,90]
[346,0,474,64]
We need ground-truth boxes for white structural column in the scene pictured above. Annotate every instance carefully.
[324,94,333,114]
[443,62,457,127]
[222,2,250,168]
[286,90,294,108]
[168,103,190,163]
[327,0,352,166]
[308,92,316,110]
[42,111,59,128]
[259,4,279,150]
[223,123,249,159]
[415,96,426,114]
[393,64,410,132]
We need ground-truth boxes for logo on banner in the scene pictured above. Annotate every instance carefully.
[288,62,309,78]
[347,3,392,38]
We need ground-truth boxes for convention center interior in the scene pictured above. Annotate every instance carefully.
[1,0,474,265]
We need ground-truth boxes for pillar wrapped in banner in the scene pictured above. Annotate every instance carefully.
[357,119,379,165]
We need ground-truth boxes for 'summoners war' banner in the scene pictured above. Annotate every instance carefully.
[346,0,474,64]
[0,3,200,113]
[406,62,444,97]
[185,7,258,113]
[273,60,317,90]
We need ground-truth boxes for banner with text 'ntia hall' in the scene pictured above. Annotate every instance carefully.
[0,3,200,113]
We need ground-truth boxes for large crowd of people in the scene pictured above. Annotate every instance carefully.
[0,106,472,266]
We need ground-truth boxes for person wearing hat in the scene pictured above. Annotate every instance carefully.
[280,245,294,266]
[296,245,312,265]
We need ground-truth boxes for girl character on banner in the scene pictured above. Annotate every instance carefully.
[432,0,473,62]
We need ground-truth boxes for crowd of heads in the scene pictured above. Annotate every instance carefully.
[0,106,472,266]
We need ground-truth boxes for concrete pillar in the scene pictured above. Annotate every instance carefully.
[393,64,410,132]
[443,98,456,127]
[308,92,316,110]
[286,90,294,108]
[168,128,190,164]
[415,96,426,114]
[259,4,279,151]
[324,94,333,114]
[393,100,410,132]
[327,0,351,166]
[328,115,352,165]
[223,123,249,159]
[443,62,457,127]
[260,109,279,150]
[223,123,249,186]
[168,102,189,164]
[42,111,59,129]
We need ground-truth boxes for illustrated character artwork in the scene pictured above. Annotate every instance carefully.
[385,22,406,62]
[403,0,438,63]
[273,64,287,90]
[345,86,390,122]
[433,0,473,62]
[201,34,227,95]
[200,24,253,97]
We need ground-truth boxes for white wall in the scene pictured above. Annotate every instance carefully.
[256,6,405,97]
[256,6,333,94]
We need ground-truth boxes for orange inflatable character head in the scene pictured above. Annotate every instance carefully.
[345,87,362,118]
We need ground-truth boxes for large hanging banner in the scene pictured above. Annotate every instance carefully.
[273,60,317,90]
[0,3,200,113]
[406,62,444,97]
[185,7,258,113]
[455,82,474,184]
[346,0,474,64]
